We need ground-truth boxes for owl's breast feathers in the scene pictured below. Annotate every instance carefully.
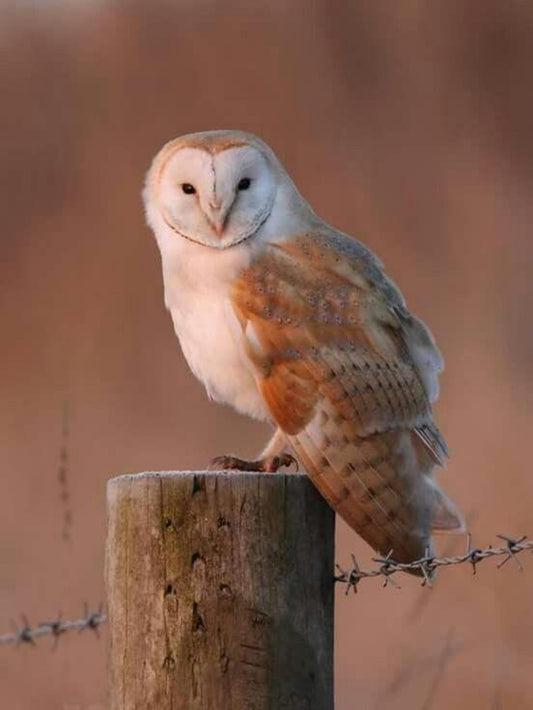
[230,230,463,565]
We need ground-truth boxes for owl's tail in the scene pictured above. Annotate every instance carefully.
[289,421,464,572]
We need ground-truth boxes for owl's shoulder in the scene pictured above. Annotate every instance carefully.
[235,226,402,311]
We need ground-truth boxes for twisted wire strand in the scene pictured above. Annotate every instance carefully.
[0,604,106,647]
[335,534,533,592]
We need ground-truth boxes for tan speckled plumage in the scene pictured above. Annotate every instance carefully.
[231,231,458,563]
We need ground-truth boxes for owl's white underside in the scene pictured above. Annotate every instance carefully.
[151,191,299,422]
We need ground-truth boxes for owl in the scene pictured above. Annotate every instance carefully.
[143,130,464,565]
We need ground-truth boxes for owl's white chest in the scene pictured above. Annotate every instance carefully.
[159,239,269,421]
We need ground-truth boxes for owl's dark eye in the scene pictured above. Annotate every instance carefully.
[237,177,251,191]
[182,183,196,195]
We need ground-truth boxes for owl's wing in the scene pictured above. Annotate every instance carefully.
[230,229,463,564]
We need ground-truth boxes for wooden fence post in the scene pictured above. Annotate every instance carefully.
[105,471,335,709]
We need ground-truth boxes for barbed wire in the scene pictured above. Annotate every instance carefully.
[335,534,533,593]
[0,604,106,648]
[2,534,531,647]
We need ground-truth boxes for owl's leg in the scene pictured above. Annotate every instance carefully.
[259,428,290,458]
[208,428,298,473]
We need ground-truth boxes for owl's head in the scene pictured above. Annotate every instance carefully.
[144,131,284,249]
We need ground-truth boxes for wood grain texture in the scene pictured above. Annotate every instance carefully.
[106,471,335,710]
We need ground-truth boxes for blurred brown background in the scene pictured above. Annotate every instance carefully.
[1,1,533,708]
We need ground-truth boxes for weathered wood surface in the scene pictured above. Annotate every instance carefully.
[106,471,335,710]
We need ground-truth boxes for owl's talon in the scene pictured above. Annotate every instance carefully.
[208,455,249,471]
[264,453,299,473]
[208,455,261,472]
[208,453,298,473]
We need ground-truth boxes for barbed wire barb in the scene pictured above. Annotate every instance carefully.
[335,533,533,592]
[495,534,526,571]
[417,548,435,588]
[372,550,402,589]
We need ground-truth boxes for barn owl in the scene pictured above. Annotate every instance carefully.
[143,130,464,565]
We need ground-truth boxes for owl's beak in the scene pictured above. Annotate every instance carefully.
[213,218,226,237]
[206,202,228,236]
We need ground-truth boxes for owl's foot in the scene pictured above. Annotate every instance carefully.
[208,453,298,473]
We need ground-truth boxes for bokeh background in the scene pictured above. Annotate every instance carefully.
[2,1,533,708]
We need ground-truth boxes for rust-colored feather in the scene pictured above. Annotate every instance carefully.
[231,230,462,564]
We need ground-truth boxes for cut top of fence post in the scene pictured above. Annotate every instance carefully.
[105,470,335,710]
